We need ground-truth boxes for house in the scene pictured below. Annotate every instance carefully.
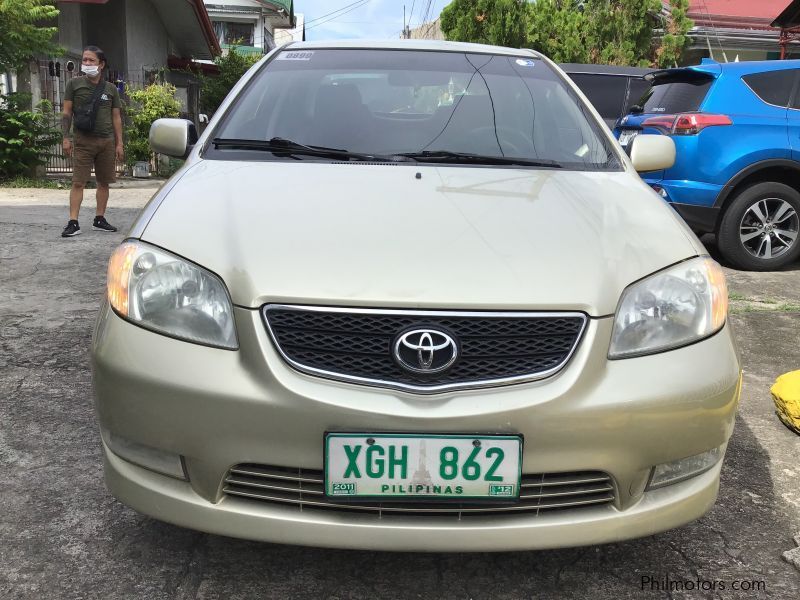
[772,0,800,58]
[407,18,445,41]
[681,0,797,63]
[204,1,295,56]
[56,0,219,76]
[274,13,305,47]
[34,0,221,126]
[22,0,221,174]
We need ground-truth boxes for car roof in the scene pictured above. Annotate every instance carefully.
[559,63,652,77]
[688,58,800,76]
[283,39,540,58]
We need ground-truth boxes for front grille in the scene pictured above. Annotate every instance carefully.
[263,305,587,393]
[223,464,616,519]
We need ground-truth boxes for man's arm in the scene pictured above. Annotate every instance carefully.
[112,107,123,162]
[61,100,73,156]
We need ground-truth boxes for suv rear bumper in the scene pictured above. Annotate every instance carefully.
[671,203,720,234]
[642,177,723,233]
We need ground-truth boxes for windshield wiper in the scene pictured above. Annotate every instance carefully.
[212,137,393,162]
[397,150,562,168]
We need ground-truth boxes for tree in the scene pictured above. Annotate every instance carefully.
[583,0,662,67]
[200,48,261,115]
[441,0,693,67]
[657,0,693,68]
[440,0,529,48]
[0,0,60,72]
[526,0,593,63]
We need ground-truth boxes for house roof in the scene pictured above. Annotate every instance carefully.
[261,0,292,15]
[687,0,790,32]
[59,0,220,58]
[773,0,800,28]
[151,0,221,59]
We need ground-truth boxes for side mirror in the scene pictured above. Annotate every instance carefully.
[630,134,675,172]
[149,118,198,159]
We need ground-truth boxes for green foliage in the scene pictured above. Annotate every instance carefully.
[441,0,693,67]
[0,0,60,72]
[200,48,260,115]
[657,0,692,68]
[124,83,181,167]
[440,0,528,48]
[526,0,594,63]
[0,93,60,180]
[0,175,62,188]
[157,156,184,178]
[588,0,661,66]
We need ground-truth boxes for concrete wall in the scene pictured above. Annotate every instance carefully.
[57,4,84,58]
[84,0,127,77]
[124,0,170,76]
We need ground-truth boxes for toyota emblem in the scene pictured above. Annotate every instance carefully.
[393,329,459,374]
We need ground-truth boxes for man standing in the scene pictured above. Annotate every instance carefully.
[61,46,124,237]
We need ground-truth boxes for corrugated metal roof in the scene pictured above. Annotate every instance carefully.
[687,0,789,31]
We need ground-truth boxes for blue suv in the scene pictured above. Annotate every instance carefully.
[615,59,800,271]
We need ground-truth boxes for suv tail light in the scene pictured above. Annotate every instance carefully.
[642,113,732,136]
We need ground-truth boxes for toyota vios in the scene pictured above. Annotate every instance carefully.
[92,40,741,552]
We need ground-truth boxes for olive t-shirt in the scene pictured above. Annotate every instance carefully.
[64,77,121,138]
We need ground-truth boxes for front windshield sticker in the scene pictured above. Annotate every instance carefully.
[277,51,314,61]
[515,59,536,67]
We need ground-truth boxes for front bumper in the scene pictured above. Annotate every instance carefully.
[92,304,741,551]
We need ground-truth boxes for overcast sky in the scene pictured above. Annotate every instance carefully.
[293,0,446,41]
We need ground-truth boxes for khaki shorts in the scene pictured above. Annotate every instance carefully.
[72,132,117,185]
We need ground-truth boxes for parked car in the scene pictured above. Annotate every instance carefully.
[92,40,740,552]
[561,63,652,128]
[615,58,800,271]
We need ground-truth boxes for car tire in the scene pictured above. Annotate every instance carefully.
[717,182,800,271]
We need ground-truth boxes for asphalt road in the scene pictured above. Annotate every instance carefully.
[1,187,799,599]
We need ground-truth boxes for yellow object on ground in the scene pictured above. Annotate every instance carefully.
[771,370,800,435]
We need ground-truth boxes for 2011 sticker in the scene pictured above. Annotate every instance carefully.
[515,58,536,67]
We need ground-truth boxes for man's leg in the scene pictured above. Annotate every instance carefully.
[92,136,118,231]
[69,182,85,220]
[95,183,109,216]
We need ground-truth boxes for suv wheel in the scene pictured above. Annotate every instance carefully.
[718,182,800,271]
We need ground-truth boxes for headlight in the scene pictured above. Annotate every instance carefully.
[609,257,727,359]
[107,240,238,349]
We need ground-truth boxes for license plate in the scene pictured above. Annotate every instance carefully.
[325,433,522,499]
[618,130,639,147]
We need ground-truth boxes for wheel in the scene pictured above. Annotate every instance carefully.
[717,182,800,271]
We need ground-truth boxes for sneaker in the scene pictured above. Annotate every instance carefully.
[93,215,118,233]
[61,220,81,237]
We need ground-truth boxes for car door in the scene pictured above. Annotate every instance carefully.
[785,70,800,160]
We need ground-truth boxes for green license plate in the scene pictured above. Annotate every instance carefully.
[325,433,522,499]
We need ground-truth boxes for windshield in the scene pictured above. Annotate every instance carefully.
[637,74,713,114]
[209,49,621,170]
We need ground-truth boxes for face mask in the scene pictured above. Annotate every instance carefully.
[82,65,100,77]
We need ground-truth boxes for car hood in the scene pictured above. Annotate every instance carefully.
[140,160,701,316]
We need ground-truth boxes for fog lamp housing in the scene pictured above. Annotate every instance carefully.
[106,432,187,480]
[651,184,669,200]
[646,445,725,490]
